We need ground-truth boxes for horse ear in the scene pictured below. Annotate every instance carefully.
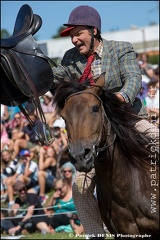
[93,73,105,95]
[95,73,105,87]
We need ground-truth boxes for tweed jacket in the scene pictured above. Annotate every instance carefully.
[52,39,147,116]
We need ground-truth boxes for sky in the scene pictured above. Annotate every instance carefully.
[1,1,159,41]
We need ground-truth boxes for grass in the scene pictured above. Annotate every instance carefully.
[1,190,86,239]
[1,232,86,239]
[1,191,114,239]
[1,232,115,239]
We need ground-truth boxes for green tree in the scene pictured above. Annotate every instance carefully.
[1,29,10,38]
[51,26,66,38]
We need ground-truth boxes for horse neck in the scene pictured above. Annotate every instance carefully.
[101,120,131,176]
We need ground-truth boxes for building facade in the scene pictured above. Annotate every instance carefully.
[37,24,159,60]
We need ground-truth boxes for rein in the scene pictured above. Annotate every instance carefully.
[65,90,116,155]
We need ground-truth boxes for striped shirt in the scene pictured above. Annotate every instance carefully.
[92,41,103,80]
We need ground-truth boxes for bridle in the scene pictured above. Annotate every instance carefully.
[64,90,116,156]
[64,90,121,236]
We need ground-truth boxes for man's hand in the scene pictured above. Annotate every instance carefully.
[115,93,125,102]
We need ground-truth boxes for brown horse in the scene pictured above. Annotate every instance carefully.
[53,75,159,238]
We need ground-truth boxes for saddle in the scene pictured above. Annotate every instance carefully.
[1,4,57,145]
[1,4,56,106]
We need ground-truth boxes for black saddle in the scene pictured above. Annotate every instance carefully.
[1,4,57,146]
[1,4,56,106]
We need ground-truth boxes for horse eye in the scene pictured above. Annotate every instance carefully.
[92,105,99,112]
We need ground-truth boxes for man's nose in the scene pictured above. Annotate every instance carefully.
[72,36,78,44]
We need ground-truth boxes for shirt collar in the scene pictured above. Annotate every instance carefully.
[94,41,103,59]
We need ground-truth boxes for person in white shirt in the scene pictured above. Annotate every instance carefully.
[145,81,159,127]
[5,149,39,210]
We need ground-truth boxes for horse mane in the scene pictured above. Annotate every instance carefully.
[53,80,151,167]
[101,91,151,166]
[53,79,91,112]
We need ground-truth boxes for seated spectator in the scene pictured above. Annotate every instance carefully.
[145,81,159,126]
[12,112,43,159]
[10,127,23,143]
[40,91,58,127]
[1,149,19,202]
[151,67,159,127]
[60,162,76,188]
[1,181,52,235]
[152,67,159,88]
[1,104,9,124]
[52,117,68,156]
[137,81,148,105]
[5,112,27,139]
[1,123,14,151]
[45,178,84,234]
[5,149,39,210]
[139,53,154,83]
[36,146,57,205]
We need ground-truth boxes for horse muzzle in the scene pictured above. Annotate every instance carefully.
[69,146,97,172]
[71,157,94,172]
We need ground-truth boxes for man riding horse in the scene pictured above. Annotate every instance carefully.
[1,4,159,239]
[51,5,159,239]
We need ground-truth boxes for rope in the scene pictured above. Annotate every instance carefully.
[2,211,77,220]
[1,201,75,211]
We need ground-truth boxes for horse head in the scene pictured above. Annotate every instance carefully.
[61,74,111,172]
[54,73,159,236]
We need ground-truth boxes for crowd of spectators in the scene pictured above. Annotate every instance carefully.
[1,55,159,236]
[136,53,159,127]
[1,91,84,236]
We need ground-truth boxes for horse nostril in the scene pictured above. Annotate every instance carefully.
[84,149,92,160]
[84,149,90,155]
[69,149,93,163]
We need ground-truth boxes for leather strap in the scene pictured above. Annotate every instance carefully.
[13,47,57,67]
[11,50,54,145]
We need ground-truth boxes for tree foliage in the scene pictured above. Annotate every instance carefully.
[51,26,66,39]
[1,29,10,38]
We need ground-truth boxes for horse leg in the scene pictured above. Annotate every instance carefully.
[72,168,107,239]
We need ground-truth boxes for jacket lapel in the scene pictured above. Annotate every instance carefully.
[101,39,113,89]
[72,53,86,78]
